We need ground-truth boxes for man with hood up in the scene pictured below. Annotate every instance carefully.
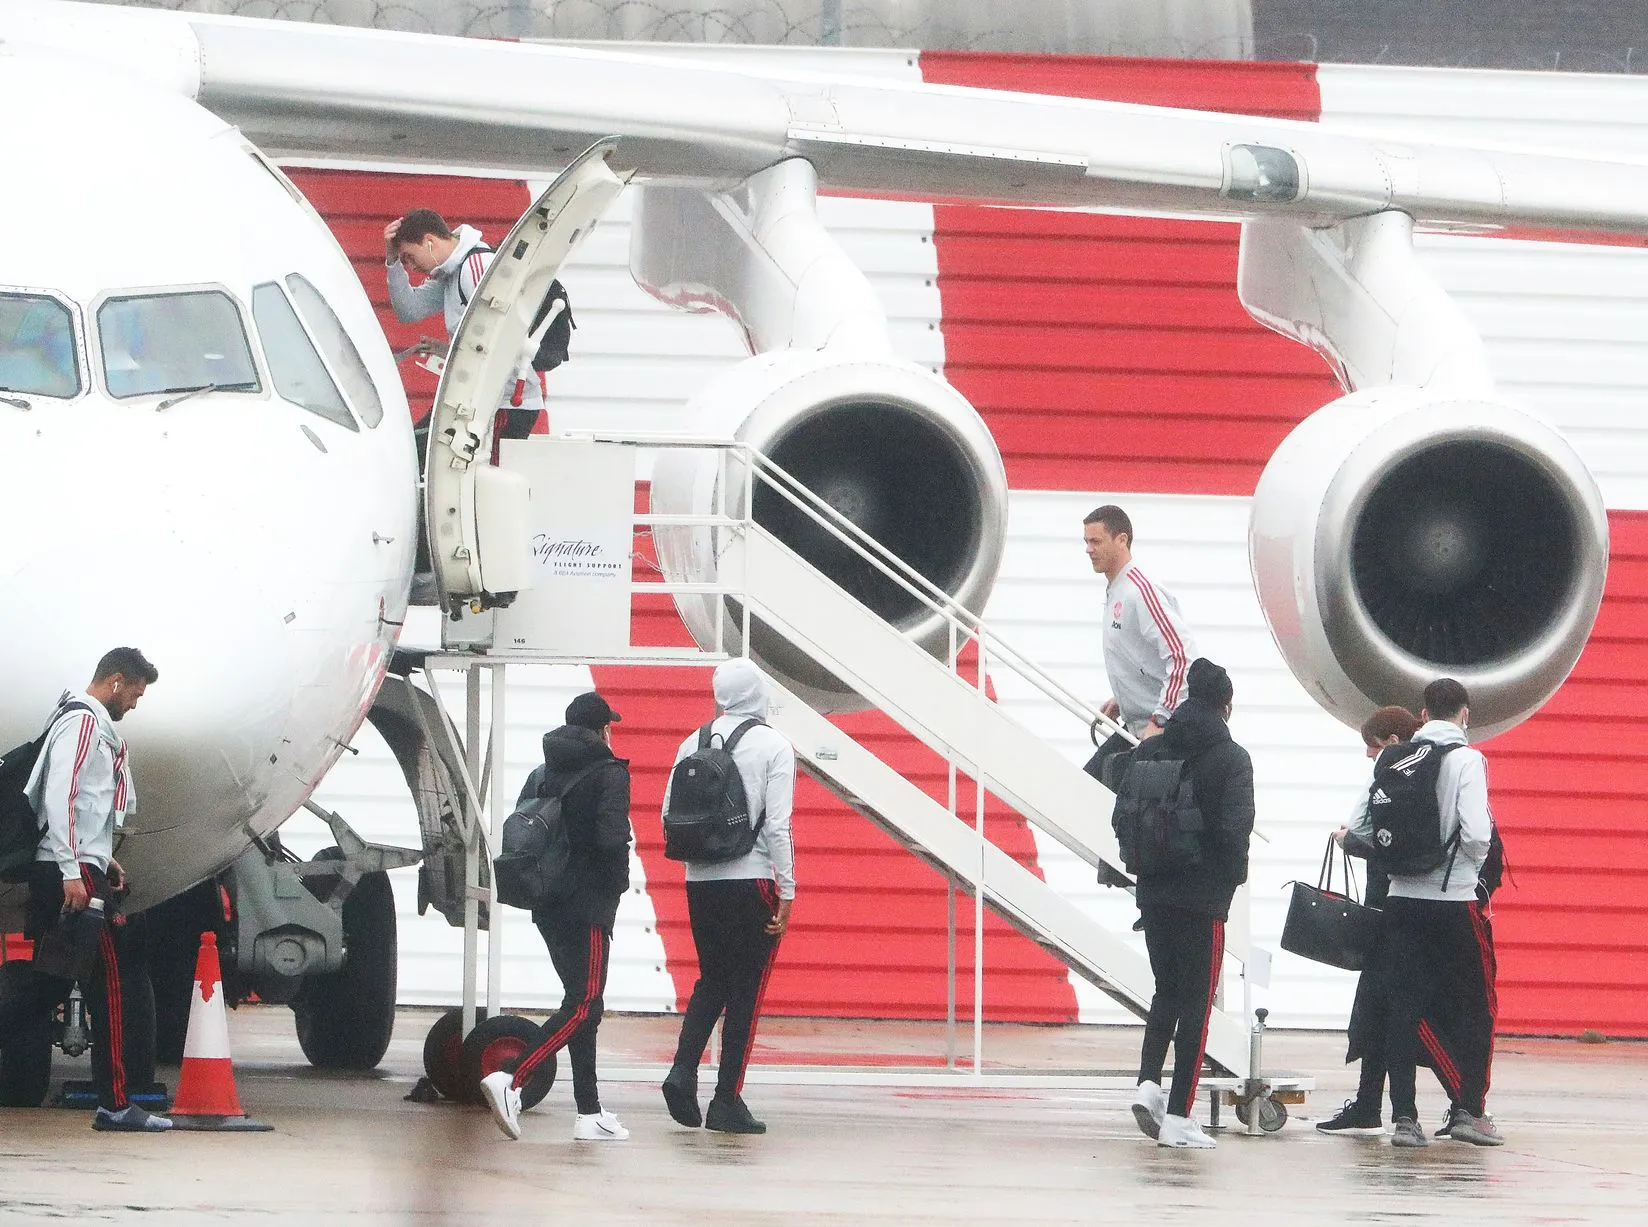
[384,208,546,440]
[660,658,796,1135]
[479,691,631,1143]
[1120,657,1254,1150]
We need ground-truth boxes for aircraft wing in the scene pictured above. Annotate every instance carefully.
[14,0,1648,236]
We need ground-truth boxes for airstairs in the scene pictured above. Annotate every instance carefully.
[422,434,1288,1082]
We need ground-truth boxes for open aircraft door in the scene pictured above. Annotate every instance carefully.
[424,139,631,625]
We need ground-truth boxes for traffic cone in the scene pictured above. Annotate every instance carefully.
[168,932,271,1132]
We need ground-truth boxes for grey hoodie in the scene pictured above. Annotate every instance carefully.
[1348,719,1492,902]
[385,223,543,410]
[664,658,797,900]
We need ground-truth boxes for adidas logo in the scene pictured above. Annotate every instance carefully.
[1370,788,1391,806]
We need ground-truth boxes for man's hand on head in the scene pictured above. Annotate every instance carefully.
[384,217,404,262]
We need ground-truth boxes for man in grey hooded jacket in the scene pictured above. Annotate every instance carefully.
[384,208,545,439]
[660,658,796,1135]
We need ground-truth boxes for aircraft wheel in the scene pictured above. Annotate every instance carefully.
[458,1015,554,1111]
[294,853,398,1070]
[0,963,54,1107]
[422,1006,488,1102]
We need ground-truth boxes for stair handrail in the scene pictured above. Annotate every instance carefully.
[581,430,1133,750]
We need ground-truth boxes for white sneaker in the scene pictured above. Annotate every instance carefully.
[479,1071,523,1141]
[1131,1081,1167,1140]
[1157,1113,1216,1149]
[573,1110,629,1141]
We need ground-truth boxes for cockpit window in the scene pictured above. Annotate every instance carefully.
[251,282,357,431]
[0,292,79,399]
[285,274,384,428]
[98,290,260,399]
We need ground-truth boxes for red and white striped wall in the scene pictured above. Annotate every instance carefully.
[298,48,1648,1039]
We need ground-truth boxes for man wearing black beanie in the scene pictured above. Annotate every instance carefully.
[1119,657,1254,1149]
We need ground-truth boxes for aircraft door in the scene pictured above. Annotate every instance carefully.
[423,139,631,624]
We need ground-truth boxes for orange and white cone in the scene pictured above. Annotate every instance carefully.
[168,931,271,1132]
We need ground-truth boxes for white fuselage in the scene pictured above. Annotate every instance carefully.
[0,52,416,919]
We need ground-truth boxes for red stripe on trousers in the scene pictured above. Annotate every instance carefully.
[512,926,605,1089]
[1418,1020,1461,1096]
[84,867,127,1108]
[1184,919,1224,1109]
[737,880,784,1095]
[1470,902,1498,1096]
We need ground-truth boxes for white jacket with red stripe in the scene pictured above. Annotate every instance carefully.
[23,692,133,880]
[386,223,544,412]
[1102,561,1197,734]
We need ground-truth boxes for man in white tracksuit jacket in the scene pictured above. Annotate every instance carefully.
[1341,677,1500,1150]
[0,647,169,1132]
[1082,504,1196,739]
[384,208,546,439]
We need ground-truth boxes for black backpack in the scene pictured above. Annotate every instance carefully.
[1110,753,1204,878]
[492,761,602,910]
[456,244,576,373]
[0,700,92,883]
[662,719,765,864]
[1366,739,1464,884]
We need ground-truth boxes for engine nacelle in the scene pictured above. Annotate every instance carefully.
[652,350,1008,712]
[1250,387,1608,740]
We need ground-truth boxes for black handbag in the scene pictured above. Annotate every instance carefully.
[1280,837,1383,972]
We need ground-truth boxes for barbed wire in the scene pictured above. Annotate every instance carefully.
[81,0,1254,57]
[1256,32,1648,75]
[85,1,1648,73]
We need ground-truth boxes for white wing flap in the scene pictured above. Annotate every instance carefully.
[12,0,1648,234]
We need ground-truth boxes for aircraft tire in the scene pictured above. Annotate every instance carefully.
[457,1015,555,1111]
[293,855,397,1070]
[0,963,54,1107]
[422,1005,488,1102]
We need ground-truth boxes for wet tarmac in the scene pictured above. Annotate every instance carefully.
[1,1006,1645,1225]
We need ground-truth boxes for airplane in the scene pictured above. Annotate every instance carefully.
[0,0,1632,1095]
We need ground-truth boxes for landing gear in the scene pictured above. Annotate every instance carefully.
[293,853,398,1070]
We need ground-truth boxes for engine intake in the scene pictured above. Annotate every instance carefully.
[652,351,1007,711]
[1251,388,1607,739]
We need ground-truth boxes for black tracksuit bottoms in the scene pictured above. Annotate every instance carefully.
[0,864,132,1111]
[1138,903,1225,1118]
[672,879,782,1103]
[512,913,610,1115]
[1379,896,1497,1121]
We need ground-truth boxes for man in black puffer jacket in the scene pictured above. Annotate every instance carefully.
[1118,658,1254,1150]
[479,691,632,1144]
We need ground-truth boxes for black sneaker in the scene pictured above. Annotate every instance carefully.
[705,1095,767,1134]
[93,1104,172,1133]
[1435,1106,1463,1138]
[1315,1099,1383,1135]
[662,1068,702,1129]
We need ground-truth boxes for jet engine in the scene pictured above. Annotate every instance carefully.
[651,349,1009,712]
[1250,387,1608,740]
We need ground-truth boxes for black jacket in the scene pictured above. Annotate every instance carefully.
[1124,697,1255,921]
[517,725,632,930]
